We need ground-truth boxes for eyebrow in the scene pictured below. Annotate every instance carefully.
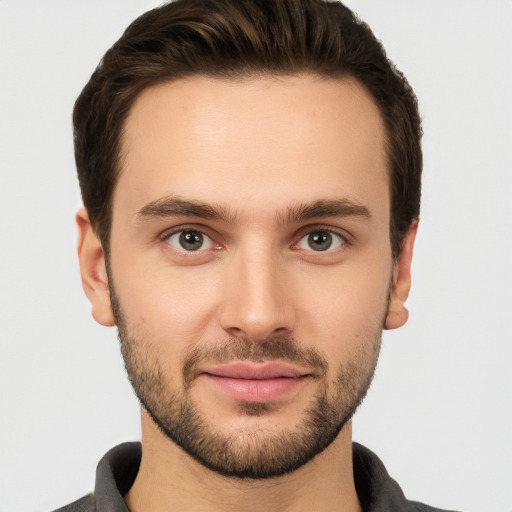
[136,197,371,224]
[137,197,237,223]
[279,199,371,224]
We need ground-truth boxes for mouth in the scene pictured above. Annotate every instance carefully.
[200,362,312,403]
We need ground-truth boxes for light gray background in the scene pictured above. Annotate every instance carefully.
[1,1,511,511]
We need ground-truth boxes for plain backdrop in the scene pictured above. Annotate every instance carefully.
[0,1,511,511]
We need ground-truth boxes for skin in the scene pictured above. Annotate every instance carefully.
[77,74,417,512]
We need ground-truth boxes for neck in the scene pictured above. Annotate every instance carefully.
[125,410,362,512]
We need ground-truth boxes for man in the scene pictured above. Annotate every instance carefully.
[57,0,459,510]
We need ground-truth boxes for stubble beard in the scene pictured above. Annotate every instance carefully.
[110,286,383,479]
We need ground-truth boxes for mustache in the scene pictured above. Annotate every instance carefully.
[183,335,328,386]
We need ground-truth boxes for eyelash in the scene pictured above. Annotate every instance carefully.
[293,228,348,253]
[159,225,351,255]
[160,225,221,254]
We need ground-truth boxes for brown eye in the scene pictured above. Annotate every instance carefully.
[179,231,204,251]
[166,230,213,252]
[297,230,345,252]
[308,231,332,251]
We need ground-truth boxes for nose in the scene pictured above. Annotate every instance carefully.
[217,243,296,343]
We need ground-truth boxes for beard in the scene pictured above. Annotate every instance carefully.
[110,286,383,479]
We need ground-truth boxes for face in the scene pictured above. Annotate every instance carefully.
[78,74,415,478]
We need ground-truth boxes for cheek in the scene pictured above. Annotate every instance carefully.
[112,256,223,349]
[294,262,391,359]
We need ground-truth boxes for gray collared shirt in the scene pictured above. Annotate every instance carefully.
[53,442,461,512]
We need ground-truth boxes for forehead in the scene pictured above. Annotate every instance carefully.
[116,74,389,224]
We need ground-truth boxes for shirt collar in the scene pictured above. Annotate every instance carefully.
[91,441,427,511]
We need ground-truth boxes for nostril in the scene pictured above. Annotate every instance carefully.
[226,326,245,337]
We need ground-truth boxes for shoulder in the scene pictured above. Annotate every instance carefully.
[50,442,140,512]
[409,502,462,512]
[52,493,95,512]
[352,443,464,512]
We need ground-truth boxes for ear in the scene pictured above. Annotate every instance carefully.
[385,220,418,330]
[76,208,116,327]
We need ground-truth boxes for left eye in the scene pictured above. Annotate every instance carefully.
[165,230,214,252]
[296,230,345,252]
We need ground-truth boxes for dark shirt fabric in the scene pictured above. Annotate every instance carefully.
[53,442,460,512]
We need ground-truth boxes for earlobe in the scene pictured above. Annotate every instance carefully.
[385,220,418,330]
[76,208,116,327]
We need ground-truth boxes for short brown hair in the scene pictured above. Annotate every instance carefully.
[73,0,422,258]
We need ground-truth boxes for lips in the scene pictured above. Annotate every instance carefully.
[201,362,311,402]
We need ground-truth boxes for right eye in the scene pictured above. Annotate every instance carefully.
[165,230,214,252]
